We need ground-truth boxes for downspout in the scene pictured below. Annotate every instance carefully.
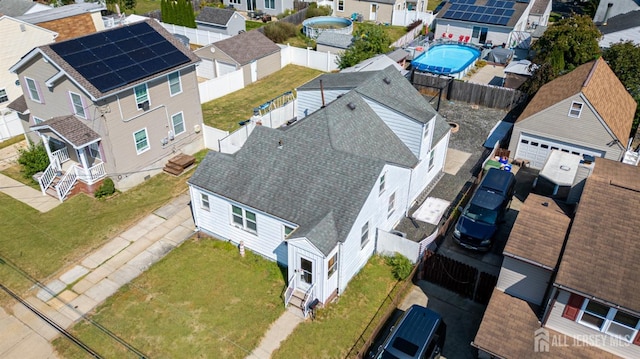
[336,242,343,297]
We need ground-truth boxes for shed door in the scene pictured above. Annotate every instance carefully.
[369,4,378,21]
[515,133,603,169]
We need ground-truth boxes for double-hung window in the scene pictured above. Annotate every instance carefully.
[361,221,370,248]
[578,299,640,342]
[69,92,86,118]
[25,77,41,103]
[338,0,344,11]
[0,89,8,103]
[388,192,396,217]
[134,84,149,109]
[171,112,185,136]
[328,254,338,277]
[569,101,583,118]
[201,193,210,211]
[232,205,257,233]
[428,150,435,170]
[133,128,149,154]
[168,72,182,96]
[265,0,275,9]
[379,173,386,195]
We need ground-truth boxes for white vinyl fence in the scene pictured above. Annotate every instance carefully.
[279,44,340,72]
[391,10,434,27]
[391,21,427,48]
[198,69,245,103]
[0,111,25,141]
[202,125,230,151]
[377,229,421,263]
[160,23,230,46]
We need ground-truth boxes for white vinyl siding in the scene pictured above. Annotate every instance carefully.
[168,71,182,96]
[217,62,236,76]
[363,99,424,158]
[296,89,350,120]
[197,59,215,79]
[133,128,149,154]
[497,256,552,305]
[171,112,185,136]
[25,77,41,103]
[360,221,370,248]
[201,193,210,211]
[69,92,86,119]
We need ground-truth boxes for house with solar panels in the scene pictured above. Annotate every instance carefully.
[187,67,451,313]
[434,0,550,48]
[9,20,204,199]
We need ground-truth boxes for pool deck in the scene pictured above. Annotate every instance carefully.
[465,64,506,86]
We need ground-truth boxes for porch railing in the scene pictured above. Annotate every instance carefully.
[52,147,70,165]
[302,283,316,318]
[284,274,297,308]
[38,157,60,195]
[74,162,106,184]
[55,169,77,202]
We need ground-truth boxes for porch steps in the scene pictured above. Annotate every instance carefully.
[44,175,76,201]
[288,289,307,317]
[163,154,196,176]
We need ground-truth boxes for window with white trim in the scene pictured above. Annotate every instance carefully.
[265,0,275,9]
[578,299,640,342]
[33,116,44,124]
[168,72,182,96]
[171,112,185,136]
[379,173,386,195]
[360,221,370,248]
[89,142,101,159]
[388,192,396,217]
[284,225,294,238]
[25,77,41,103]
[569,101,583,118]
[201,193,210,211]
[0,89,8,103]
[328,253,337,277]
[134,84,149,109]
[338,0,344,11]
[69,92,86,118]
[232,205,257,233]
[133,128,149,154]
[428,150,435,170]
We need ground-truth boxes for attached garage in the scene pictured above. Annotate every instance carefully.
[515,133,604,169]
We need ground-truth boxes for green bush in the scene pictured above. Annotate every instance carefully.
[305,3,332,18]
[17,143,49,179]
[385,253,414,281]
[94,177,116,199]
[263,21,298,43]
[277,9,296,19]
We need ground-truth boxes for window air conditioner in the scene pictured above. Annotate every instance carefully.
[137,101,149,110]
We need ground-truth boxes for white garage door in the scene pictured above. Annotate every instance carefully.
[217,61,237,76]
[515,134,604,169]
[196,59,215,79]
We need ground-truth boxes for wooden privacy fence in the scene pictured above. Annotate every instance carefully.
[422,251,497,305]
[412,71,527,110]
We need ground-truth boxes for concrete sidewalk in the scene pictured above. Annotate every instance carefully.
[0,139,60,213]
[247,307,305,359]
[1,193,195,358]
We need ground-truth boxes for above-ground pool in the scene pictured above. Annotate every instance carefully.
[302,16,353,40]
[411,44,481,79]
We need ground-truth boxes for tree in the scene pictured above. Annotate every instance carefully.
[161,0,196,28]
[337,24,391,69]
[603,41,640,135]
[526,14,602,93]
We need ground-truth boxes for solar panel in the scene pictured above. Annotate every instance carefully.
[495,8,505,15]
[504,9,515,16]
[486,0,496,6]
[516,0,529,3]
[454,11,465,19]
[468,5,478,12]
[499,16,510,25]
[459,4,469,11]
[443,10,455,18]
[480,14,491,22]
[489,15,500,23]
[49,22,190,93]
[450,3,460,10]
[495,1,505,7]
[471,13,481,21]
[503,1,514,8]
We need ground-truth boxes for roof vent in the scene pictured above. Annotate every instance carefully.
[278,139,283,149]
[383,77,391,84]
[347,102,356,110]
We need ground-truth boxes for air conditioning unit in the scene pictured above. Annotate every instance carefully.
[137,101,149,110]
[161,137,169,145]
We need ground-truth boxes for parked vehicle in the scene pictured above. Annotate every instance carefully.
[372,305,446,359]
[453,168,516,251]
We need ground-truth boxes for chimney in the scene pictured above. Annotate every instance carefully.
[603,3,613,25]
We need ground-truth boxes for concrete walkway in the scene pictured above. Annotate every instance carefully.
[247,307,305,359]
[0,193,195,358]
[0,140,60,212]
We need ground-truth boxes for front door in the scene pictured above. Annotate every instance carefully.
[248,0,256,11]
[299,257,313,291]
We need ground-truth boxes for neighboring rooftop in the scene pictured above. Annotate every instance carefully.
[473,289,617,358]
[315,32,353,49]
[0,0,50,17]
[6,95,28,114]
[529,0,550,14]
[598,9,640,47]
[341,54,407,75]
[517,58,636,144]
[503,194,570,270]
[555,158,640,312]
[196,7,236,26]
[207,30,280,65]
[17,2,103,24]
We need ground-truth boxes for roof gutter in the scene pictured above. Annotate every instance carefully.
[503,252,555,271]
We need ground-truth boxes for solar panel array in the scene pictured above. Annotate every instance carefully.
[442,0,517,26]
[50,22,190,93]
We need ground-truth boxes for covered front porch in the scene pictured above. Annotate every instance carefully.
[31,115,107,201]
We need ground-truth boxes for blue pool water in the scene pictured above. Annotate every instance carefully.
[411,44,481,75]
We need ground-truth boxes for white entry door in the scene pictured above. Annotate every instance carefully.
[250,60,258,83]
[369,4,378,21]
[299,257,313,292]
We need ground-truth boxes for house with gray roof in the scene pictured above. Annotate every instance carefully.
[315,32,353,54]
[221,0,293,16]
[194,30,280,85]
[0,0,51,18]
[188,66,450,311]
[195,7,245,36]
[9,20,204,199]
[598,10,640,47]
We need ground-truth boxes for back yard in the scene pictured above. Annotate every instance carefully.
[52,242,399,358]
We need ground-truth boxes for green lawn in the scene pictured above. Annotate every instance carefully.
[201,65,323,131]
[246,20,268,31]
[273,256,399,359]
[0,152,206,298]
[53,240,286,359]
[428,0,443,12]
[132,0,161,15]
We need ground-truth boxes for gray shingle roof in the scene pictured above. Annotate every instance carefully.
[299,67,438,124]
[30,20,200,101]
[31,115,100,148]
[196,7,235,26]
[189,80,429,255]
[7,95,28,114]
[598,9,640,34]
[0,0,41,17]
[212,30,280,66]
[432,115,450,148]
[16,3,103,24]
[315,32,353,49]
